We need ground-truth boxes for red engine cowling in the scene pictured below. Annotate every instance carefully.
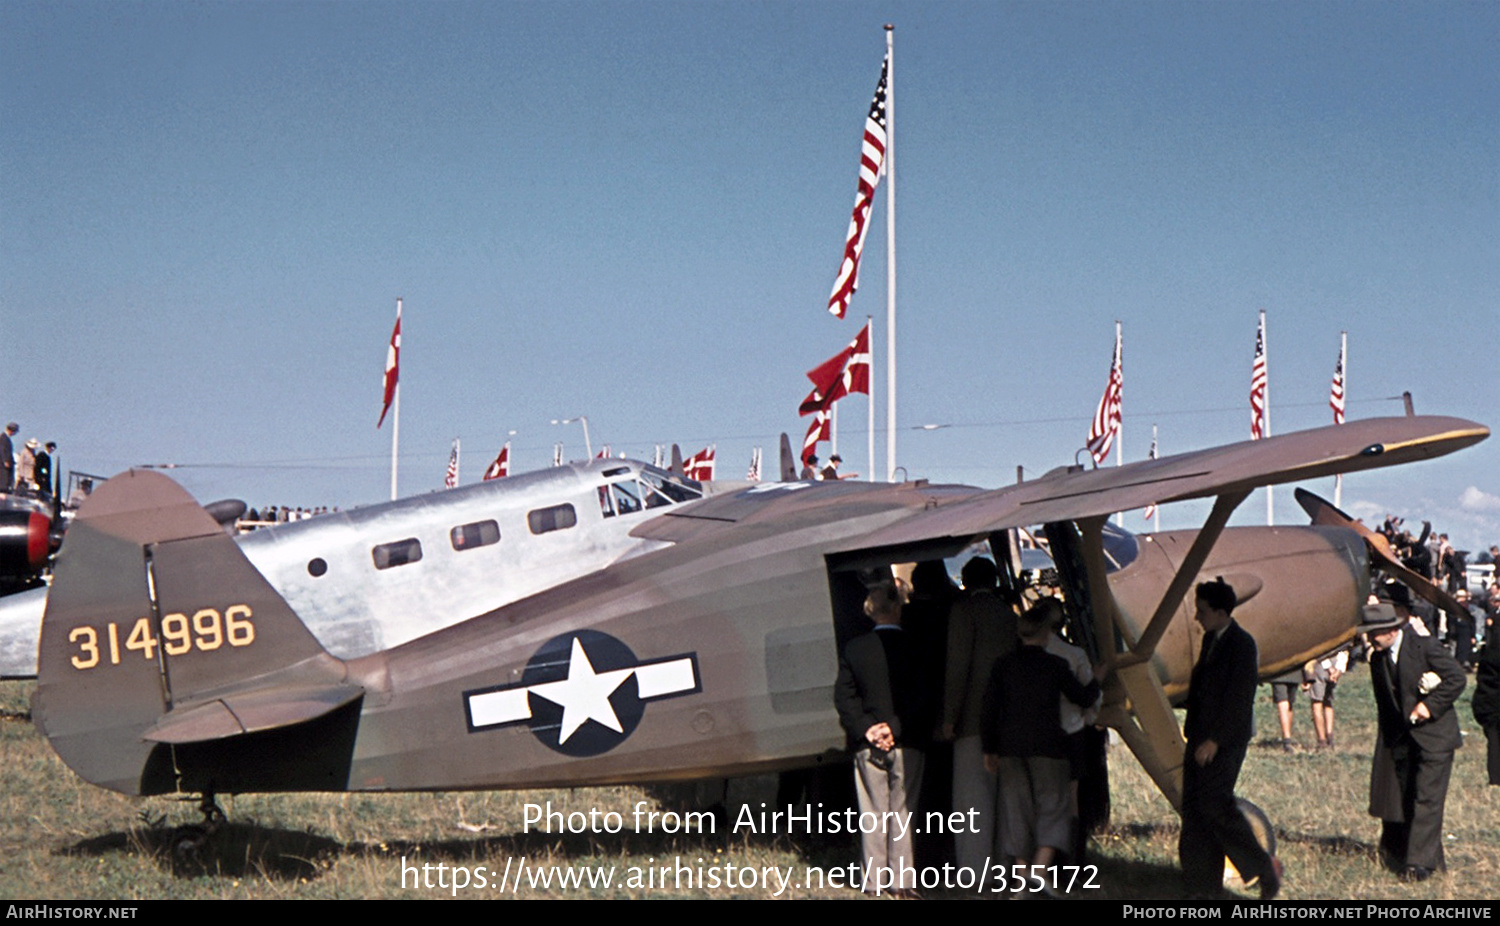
[0,509,51,576]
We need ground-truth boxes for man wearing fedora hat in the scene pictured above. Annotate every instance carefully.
[1179,577,1281,899]
[1362,600,1466,881]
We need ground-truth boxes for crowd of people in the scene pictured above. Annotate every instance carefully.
[0,422,59,500]
[1378,515,1499,668]
[241,505,338,527]
[831,513,1500,899]
[832,559,1119,899]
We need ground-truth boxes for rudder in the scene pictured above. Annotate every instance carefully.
[36,470,358,795]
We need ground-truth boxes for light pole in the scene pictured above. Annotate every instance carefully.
[550,416,592,460]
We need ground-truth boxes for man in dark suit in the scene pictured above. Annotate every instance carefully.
[1179,578,1281,899]
[835,577,929,896]
[1364,601,1466,880]
[0,423,15,492]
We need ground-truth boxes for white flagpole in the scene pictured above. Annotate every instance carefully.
[1114,320,1123,525]
[1334,329,1347,509]
[867,316,875,481]
[1262,309,1273,525]
[830,401,838,458]
[883,24,897,483]
[1114,321,1123,469]
[390,297,401,501]
[1152,424,1161,534]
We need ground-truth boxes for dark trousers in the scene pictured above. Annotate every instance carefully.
[1379,745,1454,872]
[1179,742,1272,896]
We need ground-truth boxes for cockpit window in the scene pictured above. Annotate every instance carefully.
[611,481,643,515]
[641,482,672,509]
[1100,522,1140,572]
[640,468,701,503]
[598,485,615,518]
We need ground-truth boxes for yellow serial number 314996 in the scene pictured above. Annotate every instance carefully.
[69,606,256,670]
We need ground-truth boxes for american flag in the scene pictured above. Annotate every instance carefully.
[683,447,716,482]
[1086,324,1123,464]
[377,299,401,428]
[828,54,888,319]
[1250,312,1268,439]
[1330,337,1346,425]
[483,442,510,480]
[445,438,460,488]
[746,446,762,482]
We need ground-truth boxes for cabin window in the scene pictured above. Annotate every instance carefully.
[307,557,328,577]
[450,520,500,551]
[372,538,423,570]
[598,485,615,518]
[528,503,578,535]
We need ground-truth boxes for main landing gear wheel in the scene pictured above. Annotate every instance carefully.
[1224,798,1276,891]
[171,792,226,860]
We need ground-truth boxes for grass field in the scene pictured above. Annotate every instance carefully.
[3,664,1496,900]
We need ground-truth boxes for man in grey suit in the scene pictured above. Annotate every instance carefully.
[835,577,929,896]
[1364,600,1467,881]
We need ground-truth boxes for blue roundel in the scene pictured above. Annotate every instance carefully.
[463,630,700,758]
[520,631,646,757]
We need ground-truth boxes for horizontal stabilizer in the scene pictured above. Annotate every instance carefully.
[36,470,356,795]
[143,684,364,744]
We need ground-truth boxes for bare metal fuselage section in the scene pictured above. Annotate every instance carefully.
[0,459,689,676]
[235,461,682,657]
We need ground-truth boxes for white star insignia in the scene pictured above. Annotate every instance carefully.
[526,638,635,744]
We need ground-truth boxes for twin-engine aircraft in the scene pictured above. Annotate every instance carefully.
[32,415,1487,814]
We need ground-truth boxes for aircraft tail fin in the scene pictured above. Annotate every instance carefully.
[35,470,359,796]
[779,433,797,481]
[670,443,685,476]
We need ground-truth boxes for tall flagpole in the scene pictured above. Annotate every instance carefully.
[390,297,402,501]
[867,315,875,481]
[1114,320,1123,525]
[1151,424,1161,534]
[1115,321,1123,470]
[1334,329,1347,509]
[1262,309,1272,525]
[883,24,897,483]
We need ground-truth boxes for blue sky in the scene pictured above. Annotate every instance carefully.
[3,1,1496,548]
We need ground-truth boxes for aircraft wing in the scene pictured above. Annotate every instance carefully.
[829,415,1487,554]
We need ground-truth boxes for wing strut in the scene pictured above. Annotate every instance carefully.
[1075,489,1250,810]
[1121,488,1250,665]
